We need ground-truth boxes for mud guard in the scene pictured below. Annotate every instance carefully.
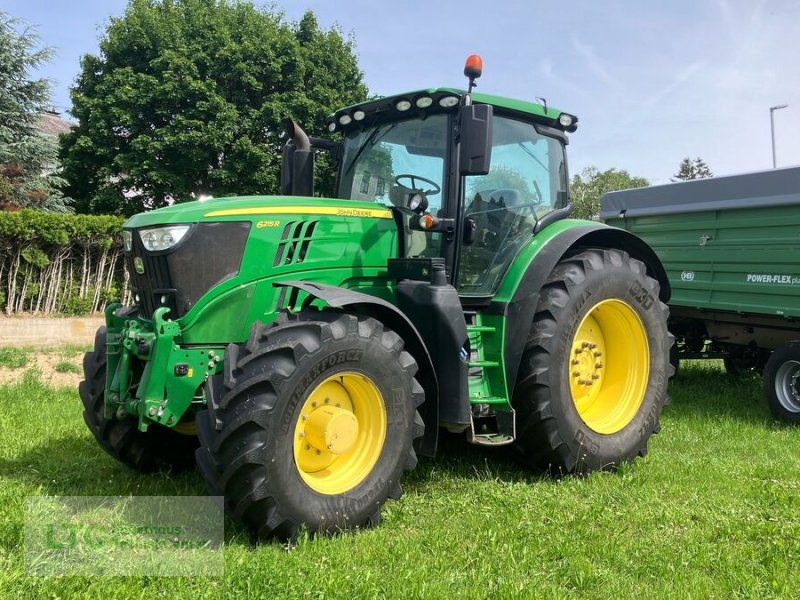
[489,224,671,398]
[274,281,440,457]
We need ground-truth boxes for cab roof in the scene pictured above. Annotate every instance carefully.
[328,88,578,135]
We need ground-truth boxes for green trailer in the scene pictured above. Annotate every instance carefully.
[81,57,673,539]
[601,166,800,422]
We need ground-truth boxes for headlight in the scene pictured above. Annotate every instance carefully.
[138,225,191,252]
[121,230,133,252]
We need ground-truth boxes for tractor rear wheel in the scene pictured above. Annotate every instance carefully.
[512,249,672,473]
[195,311,424,540]
[79,327,198,472]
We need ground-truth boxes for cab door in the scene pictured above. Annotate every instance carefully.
[457,114,569,296]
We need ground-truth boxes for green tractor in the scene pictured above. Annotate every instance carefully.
[80,56,672,539]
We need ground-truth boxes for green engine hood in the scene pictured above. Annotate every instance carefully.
[124,195,393,228]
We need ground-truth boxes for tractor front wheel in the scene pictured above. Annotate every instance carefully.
[513,249,672,473]
[195,311,424,540]
[79,327,198,472]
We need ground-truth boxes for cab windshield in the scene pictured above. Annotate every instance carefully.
[336,114,448,210]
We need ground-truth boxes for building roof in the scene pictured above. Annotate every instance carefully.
[35,110,73,137]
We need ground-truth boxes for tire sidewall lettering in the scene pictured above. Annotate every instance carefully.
[266,328,415,527]
[515,250,670,472]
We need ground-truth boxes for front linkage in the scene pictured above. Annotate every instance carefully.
[103,304,223,433]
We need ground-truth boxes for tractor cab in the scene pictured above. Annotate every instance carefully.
[282,56,579,300]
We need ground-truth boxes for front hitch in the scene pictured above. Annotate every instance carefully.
[104,305,223,432]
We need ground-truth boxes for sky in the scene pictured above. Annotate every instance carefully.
[5,0,800,184]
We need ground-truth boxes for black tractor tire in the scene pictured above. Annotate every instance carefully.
[670,341,680,377]
[79,326,198,472]
[764,342,800,423]
[195,311,424,540]
[512,248,672,474]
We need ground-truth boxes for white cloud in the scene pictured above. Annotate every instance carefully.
[571,33,621,88]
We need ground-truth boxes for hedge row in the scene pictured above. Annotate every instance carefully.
[0,210,128,315]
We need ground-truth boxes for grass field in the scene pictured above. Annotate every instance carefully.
[1,359,799,598]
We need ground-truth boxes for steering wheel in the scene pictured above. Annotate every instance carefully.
[394,174,441,196]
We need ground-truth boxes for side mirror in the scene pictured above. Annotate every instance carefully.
[280,120,314,197]
[459,103,493,176]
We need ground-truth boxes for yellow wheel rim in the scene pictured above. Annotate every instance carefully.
[293,372,387,495]
[569,299,650,434]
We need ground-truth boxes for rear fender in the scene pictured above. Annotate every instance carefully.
[493,224,670,395]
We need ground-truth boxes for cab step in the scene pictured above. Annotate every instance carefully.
[469,395,507,405]
[470,433,515,446]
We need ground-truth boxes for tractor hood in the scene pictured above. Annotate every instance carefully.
[121,194,399,325]
[124,195,393,228]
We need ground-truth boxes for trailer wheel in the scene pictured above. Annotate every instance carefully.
[764,342,800,423]
[195,311,424,540]
[79,327,198,472]
[512,249,672,473]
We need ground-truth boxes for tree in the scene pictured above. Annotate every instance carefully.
[0,12,72,212]
[569,167,649,220]
[672,157,713,181]
[61,1,368,215]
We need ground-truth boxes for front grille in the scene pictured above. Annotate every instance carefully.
[126,222,251,318]
[126,244,173,318]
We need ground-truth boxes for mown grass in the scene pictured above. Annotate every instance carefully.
[0,347,29,369]
[1,362,799,598]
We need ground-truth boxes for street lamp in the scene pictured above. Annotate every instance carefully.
[770,104,789,168]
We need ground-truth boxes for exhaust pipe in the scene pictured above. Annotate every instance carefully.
[287,119,310,152]
[281,119,313,196]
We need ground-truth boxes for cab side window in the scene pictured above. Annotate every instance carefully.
[458,115,567,295]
